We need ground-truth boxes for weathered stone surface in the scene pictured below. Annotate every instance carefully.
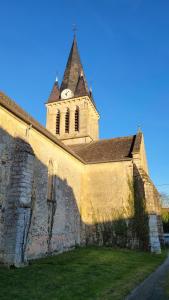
[46,96,99,145]
[0,137,35,266]
[0,91,163,266]
[149,214,161,254]
[133,165,163,253]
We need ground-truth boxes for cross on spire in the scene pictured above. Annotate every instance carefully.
[137,124,142,133]
[72,23,77,36]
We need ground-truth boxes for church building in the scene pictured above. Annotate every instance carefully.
[0,36,163,267]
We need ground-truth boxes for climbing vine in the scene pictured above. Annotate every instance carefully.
[86,174,149,250]
[133,173,149,250]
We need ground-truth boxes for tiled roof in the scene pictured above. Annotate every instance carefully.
[69,135,139,163]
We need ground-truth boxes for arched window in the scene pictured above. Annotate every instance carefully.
[56,110,60,134]
[47,160,54,201]
[75,106,79,132]
[65,108,70,133]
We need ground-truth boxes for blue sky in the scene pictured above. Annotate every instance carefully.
[0,0,169,194]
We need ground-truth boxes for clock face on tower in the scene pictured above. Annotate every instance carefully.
[61,89,74,99]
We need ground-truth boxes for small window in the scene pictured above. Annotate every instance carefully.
[75,106,79,132]
[56,110,60,134]
[65,108,70,133]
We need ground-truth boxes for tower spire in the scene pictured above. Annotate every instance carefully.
[60,36,88,94]
[46,36,99,144]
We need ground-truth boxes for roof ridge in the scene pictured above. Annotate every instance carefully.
[96,135,135,143]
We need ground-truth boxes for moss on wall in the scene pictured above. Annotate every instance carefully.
[133,166,149,250]
[85,174,149,251]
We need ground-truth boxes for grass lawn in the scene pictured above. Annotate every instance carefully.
[0,246,167,300]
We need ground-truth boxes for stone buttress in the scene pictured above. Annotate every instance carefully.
[3,138,34,266]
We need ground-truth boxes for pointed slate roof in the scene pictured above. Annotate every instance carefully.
[74,75,88,97]
[60,36,88,94]
[48,80,60,103]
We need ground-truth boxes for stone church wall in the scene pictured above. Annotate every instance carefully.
[2,137,35,266]
[0,105,84,265]
[82,161,163,251]
[0,129,14,262]
[0,103,163,266]
[81,161,137,247]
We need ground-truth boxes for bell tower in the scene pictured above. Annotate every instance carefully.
[46,36,100,145]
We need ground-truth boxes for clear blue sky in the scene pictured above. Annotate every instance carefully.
[0,0,169,194]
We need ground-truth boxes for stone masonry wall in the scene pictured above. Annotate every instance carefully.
[133,165,163,253]
[0,105,85,265]
[46,96,99,145]
[0,103,163,265]
[81,161,137,248]
[0,128,14,262]
[3,138,35,266]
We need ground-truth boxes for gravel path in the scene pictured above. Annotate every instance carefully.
[125,254,169,300]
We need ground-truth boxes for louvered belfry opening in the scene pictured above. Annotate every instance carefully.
[65,108,70,133]
[75,106,79,132]
[56,110,60,134]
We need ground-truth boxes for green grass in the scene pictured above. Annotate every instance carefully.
[0,247,167,300]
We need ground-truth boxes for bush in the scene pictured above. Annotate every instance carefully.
[162,211,169,232]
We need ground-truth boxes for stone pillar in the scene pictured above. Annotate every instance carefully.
[149,214,161,254]
[3,138,35,267]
